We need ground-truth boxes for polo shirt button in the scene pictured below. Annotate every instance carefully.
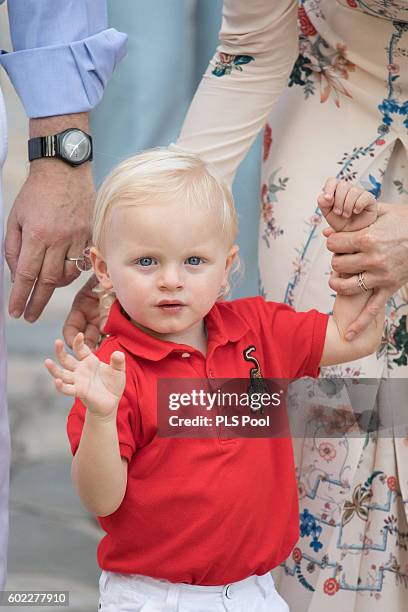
[181,352,190,358]
[224,584,232,599]
[209,370,214,378]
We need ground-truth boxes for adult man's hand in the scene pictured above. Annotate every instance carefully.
[5,113,95,322]
[324,202,408,338]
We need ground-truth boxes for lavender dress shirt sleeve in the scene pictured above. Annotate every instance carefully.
[0,0,127,117]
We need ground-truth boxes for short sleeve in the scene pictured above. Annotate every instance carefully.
[259,298,329,379]
[66,340,139,462]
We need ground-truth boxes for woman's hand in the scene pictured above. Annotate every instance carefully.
[324,202,408,337]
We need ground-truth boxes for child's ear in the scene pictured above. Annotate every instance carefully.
[223,244,239,282]
[90,247,113,290]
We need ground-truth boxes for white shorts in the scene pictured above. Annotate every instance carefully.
[98,570,290,611]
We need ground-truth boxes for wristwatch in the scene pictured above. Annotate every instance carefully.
[28,128,93,166]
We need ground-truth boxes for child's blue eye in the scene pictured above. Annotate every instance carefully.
[136,257,155,267]
[186,256,203,266]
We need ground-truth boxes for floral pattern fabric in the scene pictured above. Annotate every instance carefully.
[177,0,408,609]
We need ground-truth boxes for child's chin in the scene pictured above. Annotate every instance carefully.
[154,322,187,334]
[140,319,187,335]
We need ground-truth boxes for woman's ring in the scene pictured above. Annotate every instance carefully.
[357,272,370,292]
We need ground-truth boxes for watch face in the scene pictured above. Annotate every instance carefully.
[61,130,91,164]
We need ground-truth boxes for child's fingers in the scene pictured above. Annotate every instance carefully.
[333,181,349,215]
[72,332,93,361]
[110,351,126,372]
[55,339,77,371]
[44,358,74,384]
[55,378,77,397]
[317,192,332,213]
[44,358,59,380]
[342,187,363,217]
[322,177,338,200]
[354,191,375,214]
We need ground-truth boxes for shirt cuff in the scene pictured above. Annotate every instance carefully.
[0,28,127,118]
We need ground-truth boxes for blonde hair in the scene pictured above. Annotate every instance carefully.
[92,147,241,310]
[93,147,238,249]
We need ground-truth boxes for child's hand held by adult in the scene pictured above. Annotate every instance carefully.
[318,177,377,233]
[44,332,126,419]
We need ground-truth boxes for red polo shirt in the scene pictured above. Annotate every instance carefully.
[67,296,328,585]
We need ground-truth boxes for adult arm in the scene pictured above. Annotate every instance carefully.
[177,0,298,185]
[324,202,408,337]
[1,0,127,321]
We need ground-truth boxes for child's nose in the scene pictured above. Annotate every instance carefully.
[158,266,184,290]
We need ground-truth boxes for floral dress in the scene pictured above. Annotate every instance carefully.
[177,1,408,610]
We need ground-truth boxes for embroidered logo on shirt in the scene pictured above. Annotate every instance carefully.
[243,346,270,414]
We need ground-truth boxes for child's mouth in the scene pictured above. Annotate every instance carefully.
[156,302,185,313]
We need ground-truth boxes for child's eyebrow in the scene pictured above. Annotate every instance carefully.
[122,248,161,260]
[121,239,221,259]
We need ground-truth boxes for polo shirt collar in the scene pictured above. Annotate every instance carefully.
[103,300,249,361]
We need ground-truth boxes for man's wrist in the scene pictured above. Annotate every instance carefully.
[29,113,92,171]
[29,156,93,176]
[29,112,90,138]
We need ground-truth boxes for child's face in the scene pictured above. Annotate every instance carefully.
[92,199,237,340]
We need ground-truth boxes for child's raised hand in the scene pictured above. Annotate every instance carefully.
[317,178,378,232]
[44,333,126,419]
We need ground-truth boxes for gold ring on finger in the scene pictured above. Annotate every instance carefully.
[357,272,369,292]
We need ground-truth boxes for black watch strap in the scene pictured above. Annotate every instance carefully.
[28,135,57,161]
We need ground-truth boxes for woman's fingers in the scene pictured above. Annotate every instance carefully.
[329,271,377,295]
[326,229,366,254]
[345,288,389,339]
[322,227,335,238]
[331,252,369,275]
